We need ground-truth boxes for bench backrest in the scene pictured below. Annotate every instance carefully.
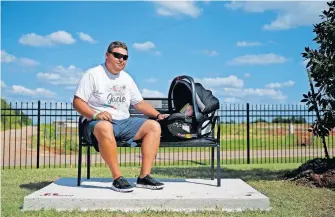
[129,98,169,118]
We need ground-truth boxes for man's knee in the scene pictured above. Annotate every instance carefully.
[147,120,161,134]
[93,121,115,143]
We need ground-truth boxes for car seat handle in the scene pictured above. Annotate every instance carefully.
[168,75,201,121]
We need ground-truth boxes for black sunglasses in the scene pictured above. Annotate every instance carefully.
[109,51,128,60]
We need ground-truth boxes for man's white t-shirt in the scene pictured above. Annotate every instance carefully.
[74,63,143,120]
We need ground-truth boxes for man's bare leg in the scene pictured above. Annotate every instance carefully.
[93,121,122,179]
[133,120,161,178]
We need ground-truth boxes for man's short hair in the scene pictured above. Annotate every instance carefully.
[107,41,128,53]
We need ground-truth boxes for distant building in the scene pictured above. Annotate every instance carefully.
[53,120,77,128]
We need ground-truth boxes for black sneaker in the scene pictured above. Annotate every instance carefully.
[111,176,134,192]
[136,174,165,190]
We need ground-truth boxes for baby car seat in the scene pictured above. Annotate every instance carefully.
[158,75,220,141]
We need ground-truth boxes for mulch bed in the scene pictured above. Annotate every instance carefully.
[284,157,335,190]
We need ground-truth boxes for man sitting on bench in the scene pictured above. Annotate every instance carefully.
[73,41,169,192]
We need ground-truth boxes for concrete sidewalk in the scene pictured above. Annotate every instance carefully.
[23,177,270,212]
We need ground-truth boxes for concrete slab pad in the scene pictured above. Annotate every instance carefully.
[23,178,270,212]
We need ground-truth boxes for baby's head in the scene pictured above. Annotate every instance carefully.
[186,105,193,117]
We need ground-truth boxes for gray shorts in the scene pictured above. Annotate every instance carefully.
[83,117,147,152]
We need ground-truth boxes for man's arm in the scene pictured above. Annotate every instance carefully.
[129,76,168,120]
[73,96,112,121]
[73,96,96,119]
[133,100,160,118]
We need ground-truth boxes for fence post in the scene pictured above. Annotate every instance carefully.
[37,100,41,169]
[246,103,250,164]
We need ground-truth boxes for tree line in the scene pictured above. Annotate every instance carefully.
[222,116,307,124]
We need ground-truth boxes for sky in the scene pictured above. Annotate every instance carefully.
[0,1,330,106]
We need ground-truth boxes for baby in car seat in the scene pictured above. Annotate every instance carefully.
[180,103,193,117]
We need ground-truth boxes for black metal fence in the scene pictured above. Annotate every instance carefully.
[1,98,334,169]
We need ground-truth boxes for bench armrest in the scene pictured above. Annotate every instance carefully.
[211,115,220,143]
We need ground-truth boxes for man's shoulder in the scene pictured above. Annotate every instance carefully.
[120,70,134,80]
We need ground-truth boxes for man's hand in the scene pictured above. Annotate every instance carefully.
[133,100,170,121]
[157,114,169,120]
[95,111,112,121]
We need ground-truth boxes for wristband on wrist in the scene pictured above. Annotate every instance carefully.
[156,113,161,119]
[92,112,98,120]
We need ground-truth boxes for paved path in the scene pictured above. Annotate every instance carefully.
[2,146,334,168]
[1,126,39,168]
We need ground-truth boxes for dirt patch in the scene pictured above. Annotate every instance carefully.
[284,158,335,190]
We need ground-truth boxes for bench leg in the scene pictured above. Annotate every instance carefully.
[77,144,82,186]
[211,147,214,180]
[217,144,221,187]
[87,146,91,179]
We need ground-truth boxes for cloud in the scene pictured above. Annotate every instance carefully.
[154,1,201,18]
[145,78,158,83]
[36,65,84,87]
[141,88,165,98]
[227,53,288,65]
[64,86,77,90]
[1,80,7,88]
[133,41,156,51]
[203,50,219,56]
[77,32,96,43]
[218,87,287,102]
[236,41,262,47]
[194,75,244,88]
[19,31,76,47]
[244,73,251,78]
[223,97,240,103]
[1,50,39,67]
[225,2,328,31]
[265,80,295,89]
[11,85,56,98]
[18,58,40,67]
[1,50,16,63]
[174,75,289,103]
[192,75,287,102]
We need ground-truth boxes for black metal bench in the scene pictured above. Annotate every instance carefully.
[77,113,221,187]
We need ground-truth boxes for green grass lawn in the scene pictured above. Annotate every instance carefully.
[2,163,335,217]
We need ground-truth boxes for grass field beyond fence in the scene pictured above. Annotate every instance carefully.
[28,123,335,155]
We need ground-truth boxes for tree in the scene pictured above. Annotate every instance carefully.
[290,116,307,124]
[272,116,306,124]
[1,98,32,130]
[301,1,335,159]
[252,118,267,123]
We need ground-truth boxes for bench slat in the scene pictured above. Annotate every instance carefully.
[81,137,218,148]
